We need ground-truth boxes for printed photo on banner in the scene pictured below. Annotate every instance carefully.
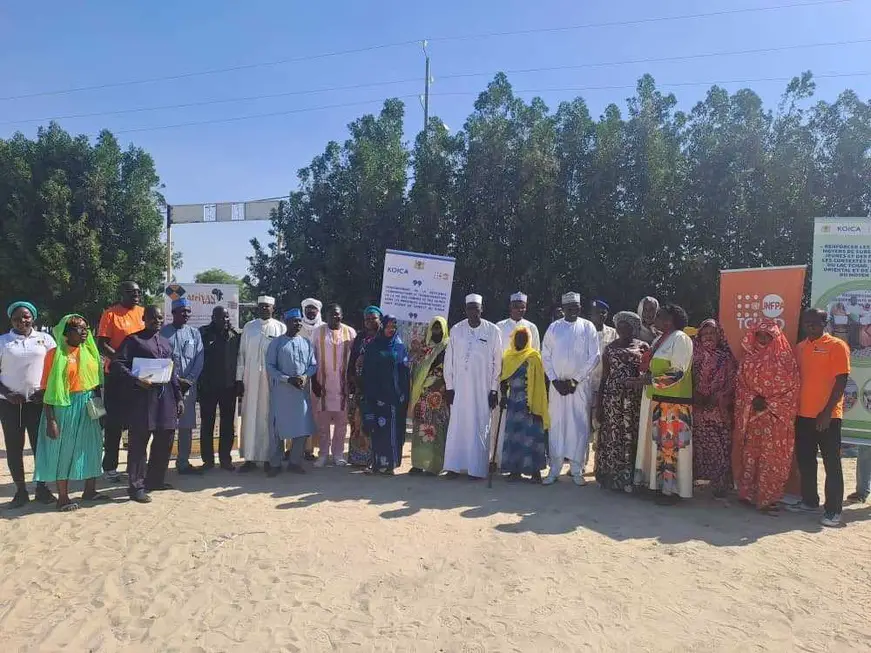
[164,283,240,328]
[812,217,871,439]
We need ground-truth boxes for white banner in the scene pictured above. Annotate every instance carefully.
[379,249,455,324]
[163,283,240,329]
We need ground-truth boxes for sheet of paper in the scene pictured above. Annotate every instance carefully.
[132,358,174,384]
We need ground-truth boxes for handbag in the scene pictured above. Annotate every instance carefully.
[86,396,107,420]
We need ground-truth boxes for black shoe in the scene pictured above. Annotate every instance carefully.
[408,467,423,475]
[267,466,281,478]
[442,471,460,480]
[304,452,317,462]
[178,466,204,476]
[202,461,215,471]
[35,483,56,504]
[146,483,173,492]
[238,461,257,473]
[507,473,523,483]
[220,462,235,472]
[130,489,152,504]
[8,489,29,509]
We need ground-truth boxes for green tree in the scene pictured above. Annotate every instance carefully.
[0,123,167,325]
[194,267,254,302]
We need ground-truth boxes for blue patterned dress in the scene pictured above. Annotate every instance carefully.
[500,362,547,475]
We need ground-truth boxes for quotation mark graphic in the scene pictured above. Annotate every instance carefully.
[412,279,423,287]
[408,312,419,320]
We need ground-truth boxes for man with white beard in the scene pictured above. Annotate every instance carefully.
[491,292,540,468]
[541,292,600,486]
[300,297,324,460]
[236,296,286,473]
[442,294,503,480]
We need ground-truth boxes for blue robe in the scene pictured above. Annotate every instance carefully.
[160,324,204,429]
[362,332,410,469]
[265,334,317,440]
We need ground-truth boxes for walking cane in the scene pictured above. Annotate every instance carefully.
[487,404,506,489]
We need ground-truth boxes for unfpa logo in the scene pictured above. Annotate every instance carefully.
[736,293,785,328]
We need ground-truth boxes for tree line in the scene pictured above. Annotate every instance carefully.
[248,72,871,330]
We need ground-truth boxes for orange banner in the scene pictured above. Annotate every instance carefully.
[718,265,807,360]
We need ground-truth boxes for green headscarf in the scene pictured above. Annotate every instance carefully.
[410,316,449,408]
[44,314,103,406]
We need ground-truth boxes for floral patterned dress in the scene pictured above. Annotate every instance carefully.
[595,339,646,491]
[410,350,449,474]
[347,332,376,467]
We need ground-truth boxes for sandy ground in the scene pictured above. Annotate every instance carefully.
[1,437,871,653]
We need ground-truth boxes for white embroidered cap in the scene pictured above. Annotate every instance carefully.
[257,295,276,306]
[510,292,528,303]
[465,293,483,305]
[561,292,581,304]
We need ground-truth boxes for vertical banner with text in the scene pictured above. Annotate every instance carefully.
[379,249,455,364]
[812,217,871,440]
[164,283,240,329]
[719,265,807,360]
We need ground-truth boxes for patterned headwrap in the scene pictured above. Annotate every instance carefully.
[7,301,37,320]
[284,308,302,319]
[44,314,102,406]
[613,311,642,336]
[363,306,383,317]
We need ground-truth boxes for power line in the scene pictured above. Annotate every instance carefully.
[104,71,871,137]
[0,0,854,103]
[4,36,869,127]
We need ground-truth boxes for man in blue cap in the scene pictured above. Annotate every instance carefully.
[160,297,204,475]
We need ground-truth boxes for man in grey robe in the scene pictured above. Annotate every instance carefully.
[265,308,317,476]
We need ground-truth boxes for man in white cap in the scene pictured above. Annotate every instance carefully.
[236,296,286,472]
[491,292,541,468]
[443,294,503,479]
[301,298,324,341]
[541,292,600,485]
[300,298,324,459]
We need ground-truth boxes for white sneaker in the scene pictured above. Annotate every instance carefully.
[313,456,328,468]
[334,457,348,467]
[820,512,842,528]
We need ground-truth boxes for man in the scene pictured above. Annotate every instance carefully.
[589,299,618,470]
[790,308,850,527]
[160,298,204,475]
[847,294,862,350]
[497,292,541,351]
[311,304,356,467]
[97,281,145,483]
[541,292,600,486]
[300,297,324,460]
[112,305,185,503]
[199,306,242,471]
[491,292,540,467]
[637,296,661,344]
[236,296,286,472]
[265,309,317,477]
[443,294,503,479]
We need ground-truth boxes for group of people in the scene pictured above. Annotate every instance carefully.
[0,283,855,528]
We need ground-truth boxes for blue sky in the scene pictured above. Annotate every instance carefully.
[2,0,869,279]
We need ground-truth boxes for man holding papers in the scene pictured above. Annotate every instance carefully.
[112,305,184,504]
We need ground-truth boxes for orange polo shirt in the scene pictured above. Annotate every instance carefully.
[796,333,851,419]
[98,304,145,350]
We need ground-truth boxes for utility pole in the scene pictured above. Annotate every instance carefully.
[422,40,430,140]
[166,204,173,285]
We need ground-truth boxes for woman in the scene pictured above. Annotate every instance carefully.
[409,316,450,475]
[633,304,694,503]
[361,315,410,475]
[499,326,549,482]
[34,315,108,511]
[595,311,648,492]
[347,306,382,467]
[691,319,737,498]
[734,320,800,513]
[0,300,57,508]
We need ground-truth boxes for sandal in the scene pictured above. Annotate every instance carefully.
[82,492,111,502]
[758,505,780,516]
[58,501,79,512]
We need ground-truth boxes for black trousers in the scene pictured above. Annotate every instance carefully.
[102,372,126,472]
[796,416,843,514]
[127,428,175,493]
[199,387,237,465]
[0,399,46,487]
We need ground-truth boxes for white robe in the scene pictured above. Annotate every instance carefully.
[236,317,287,462]
[443,319,503,477]
[542,318,600,465]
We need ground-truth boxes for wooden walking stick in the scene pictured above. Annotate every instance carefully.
[488,403,506,489]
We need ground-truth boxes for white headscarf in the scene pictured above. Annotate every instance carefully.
[637,296,660,322]
[301,298,324,338]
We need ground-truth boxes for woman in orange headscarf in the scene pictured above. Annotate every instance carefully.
[734,320,800,513]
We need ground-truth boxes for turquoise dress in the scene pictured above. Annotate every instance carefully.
[34,389,103,482]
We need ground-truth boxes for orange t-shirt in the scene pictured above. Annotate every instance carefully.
[797,333,851,419]
[98,304,145,350]
[40,348,84,393]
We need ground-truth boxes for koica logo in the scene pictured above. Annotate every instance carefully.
[736,293,786,329]
[838,225,862,233]
[387,266,409,275]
